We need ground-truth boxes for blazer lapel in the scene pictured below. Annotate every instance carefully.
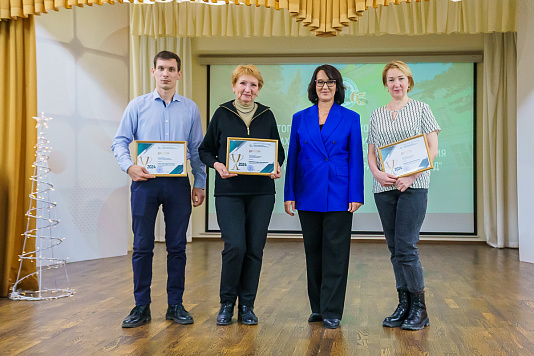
[320,104,343,142]
[304,106,328,157]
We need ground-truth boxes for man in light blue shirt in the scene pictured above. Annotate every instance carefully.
[112,51,206,328]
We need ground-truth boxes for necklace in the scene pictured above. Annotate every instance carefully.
[234,101,256,114]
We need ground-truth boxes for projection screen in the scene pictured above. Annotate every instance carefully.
[205,62,475,234]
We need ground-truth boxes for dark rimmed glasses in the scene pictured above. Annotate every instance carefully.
[315,80,336,88]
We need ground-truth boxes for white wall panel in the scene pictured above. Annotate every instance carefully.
[35,4,131,262]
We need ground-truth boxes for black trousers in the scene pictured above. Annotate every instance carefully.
[215,194,275,306]
[298,210,353,319]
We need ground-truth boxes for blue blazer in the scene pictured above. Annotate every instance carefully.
[284,104,364,212]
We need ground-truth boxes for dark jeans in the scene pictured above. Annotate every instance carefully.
[298,210,353,320]
[130,177,192,306]
[374,188,428,293]
[215,194,275,306]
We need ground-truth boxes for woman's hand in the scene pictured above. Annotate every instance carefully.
[395,175,417,192]
[214,162,238,179]
[373,170,397,187]
[270,162,282,180]
[348,202,363,213]
[284,201,296,216]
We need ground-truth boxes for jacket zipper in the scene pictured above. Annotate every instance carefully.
[222,105,269,136]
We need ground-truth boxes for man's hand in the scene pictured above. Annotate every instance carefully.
[192,188,205,207]
[127,165,155,181]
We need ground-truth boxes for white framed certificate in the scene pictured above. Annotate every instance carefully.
[378,134,433,178]
[226,137,278,176]
[135,141,187,177]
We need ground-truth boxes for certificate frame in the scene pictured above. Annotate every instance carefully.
[226,137,278,176]
[378,133,433,178]
[135,140,187,177]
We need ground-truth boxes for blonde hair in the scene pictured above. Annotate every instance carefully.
[231,65,264,89]
[382,60,415,92]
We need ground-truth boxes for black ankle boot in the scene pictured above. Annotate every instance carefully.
[383,289,410,328]
[401,291,429,330]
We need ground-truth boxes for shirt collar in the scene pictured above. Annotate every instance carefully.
[151,89,182,102]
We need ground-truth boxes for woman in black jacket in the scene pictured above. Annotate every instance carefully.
[199,65,285,326]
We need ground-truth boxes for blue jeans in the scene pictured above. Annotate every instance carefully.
[374,188,428,293]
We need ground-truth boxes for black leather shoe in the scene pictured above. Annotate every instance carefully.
[238,305,258,325]
[217,302,234,325]
[122,305,151,328]
[166,304,194,325]
[308,313,323,322]
[323,318,340,329]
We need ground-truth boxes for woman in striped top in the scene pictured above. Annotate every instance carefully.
[367,61,440,331]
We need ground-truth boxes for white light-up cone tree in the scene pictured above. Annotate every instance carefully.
[10,113,74,300]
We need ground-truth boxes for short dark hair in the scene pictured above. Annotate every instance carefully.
[153,51,181,71]
[307,64,345,105]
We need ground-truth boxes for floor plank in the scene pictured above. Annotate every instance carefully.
[1,240,534,355]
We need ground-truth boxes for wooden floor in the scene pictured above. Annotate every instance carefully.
[1,240,534,356]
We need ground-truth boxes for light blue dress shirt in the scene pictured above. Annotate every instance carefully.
[111,89,206,189]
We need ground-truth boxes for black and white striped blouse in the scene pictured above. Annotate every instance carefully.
[367,99,441,194]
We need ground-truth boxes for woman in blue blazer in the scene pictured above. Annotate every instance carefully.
[284,64,364,329]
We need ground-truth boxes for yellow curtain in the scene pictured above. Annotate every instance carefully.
[0,17,38,297]
[1,0,426,36]
[0,0,132,19]
[130,0,516,38]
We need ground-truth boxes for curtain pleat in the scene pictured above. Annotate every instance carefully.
[130,0,516,38]
[4,0,517,36]
[0,17,38,297]
[1,0,132,20]
[482,32,518,248]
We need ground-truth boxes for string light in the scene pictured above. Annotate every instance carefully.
[10,112,74,301]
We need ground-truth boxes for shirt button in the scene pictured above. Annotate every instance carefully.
[305,141,308,144]
[333,141,336,144]
[324,158,328,161]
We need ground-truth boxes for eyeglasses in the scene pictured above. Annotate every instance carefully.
[315,80,336,87]
[315,80,336,88]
